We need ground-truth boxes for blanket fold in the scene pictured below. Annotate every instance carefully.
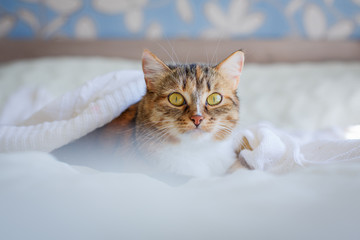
[0,70,145,152]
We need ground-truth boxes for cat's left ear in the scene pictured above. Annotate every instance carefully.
[215,50,245,90]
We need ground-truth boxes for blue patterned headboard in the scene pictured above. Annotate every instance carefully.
[1,0,359,40]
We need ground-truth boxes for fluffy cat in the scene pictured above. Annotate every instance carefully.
[53,49,250,177]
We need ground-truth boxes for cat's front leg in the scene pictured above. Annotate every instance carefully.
[227,136,253,173]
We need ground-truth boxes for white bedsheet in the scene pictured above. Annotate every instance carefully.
[0,58,360,240]
[1,152,360,240]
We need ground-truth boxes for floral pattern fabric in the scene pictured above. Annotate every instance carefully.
[0,0,359,39]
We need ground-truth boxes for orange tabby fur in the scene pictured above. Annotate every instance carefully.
[53,49,251,175]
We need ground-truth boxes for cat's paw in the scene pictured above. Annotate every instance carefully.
[227,159,246,174]
[228,136,254,173]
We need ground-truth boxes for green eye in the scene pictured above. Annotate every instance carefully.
[168,92,185,106]
[207,93,222,106]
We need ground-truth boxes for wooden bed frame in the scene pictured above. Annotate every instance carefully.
[0,39,359,63]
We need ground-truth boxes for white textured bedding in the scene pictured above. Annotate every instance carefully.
[0,57,360,240]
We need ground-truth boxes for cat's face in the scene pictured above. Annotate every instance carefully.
[137,49,244,142]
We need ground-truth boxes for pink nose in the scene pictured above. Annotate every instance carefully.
[190,115,204,127]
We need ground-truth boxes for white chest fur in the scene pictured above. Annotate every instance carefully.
[146,134,237,177]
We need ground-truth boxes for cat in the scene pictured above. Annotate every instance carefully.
[52,49,251,178]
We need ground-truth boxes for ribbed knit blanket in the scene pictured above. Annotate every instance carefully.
[0,70,145,152]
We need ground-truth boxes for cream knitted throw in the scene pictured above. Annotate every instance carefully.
[0,70,145,152]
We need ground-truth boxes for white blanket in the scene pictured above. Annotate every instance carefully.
[0,70,145,152]
[1,70,360,173]
[1,152,360,240]
[1,63,360,240]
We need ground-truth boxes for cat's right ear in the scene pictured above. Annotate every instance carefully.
[142,49,171,91]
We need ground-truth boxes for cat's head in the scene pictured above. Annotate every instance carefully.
[137,49,244,141]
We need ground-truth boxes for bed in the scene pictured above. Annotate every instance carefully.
[1,42,360,239]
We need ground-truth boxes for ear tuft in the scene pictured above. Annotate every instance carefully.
[215,50,245,90]
[142,49,170,90]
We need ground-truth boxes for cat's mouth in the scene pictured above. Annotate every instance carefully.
[184,128,209,138]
